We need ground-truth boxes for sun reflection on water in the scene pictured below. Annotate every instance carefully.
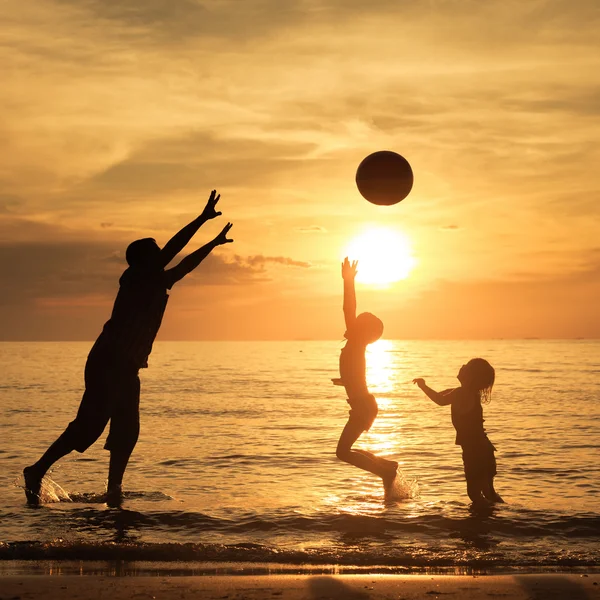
[366,339,396,399]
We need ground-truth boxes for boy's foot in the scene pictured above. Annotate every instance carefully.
[105,485,123,508]
[382,461,399,490]
[23,466,42,505]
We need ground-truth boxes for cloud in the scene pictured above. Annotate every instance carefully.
[0,241,122,307]
[79,133,318,200]
[0,236,310,309]
[295,225,327,233]
[0,195,23,214]
[243,255,311,268]
[54,0,306,43]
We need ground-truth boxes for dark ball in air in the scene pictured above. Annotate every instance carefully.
[355,150,414,206]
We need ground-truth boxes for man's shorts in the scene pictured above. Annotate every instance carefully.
[346,394,379,432]
[63,354,140,454]
[461,437,497,482]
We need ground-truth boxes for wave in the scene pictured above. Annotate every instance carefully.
[11,496,600,540]
[1,538,598,567]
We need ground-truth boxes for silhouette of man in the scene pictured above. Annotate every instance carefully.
[23,190,233,507]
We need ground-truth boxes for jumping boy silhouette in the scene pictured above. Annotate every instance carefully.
[333,258,398,490]
[23,190,233,507]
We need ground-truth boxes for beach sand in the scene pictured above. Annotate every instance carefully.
[0,573,598,599]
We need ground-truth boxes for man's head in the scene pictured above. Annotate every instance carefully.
[125,238,162,269]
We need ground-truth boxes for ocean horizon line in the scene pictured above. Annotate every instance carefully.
[0,337,598,343]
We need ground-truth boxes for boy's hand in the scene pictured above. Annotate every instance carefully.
[412,378,426,389]
[341,257,358,281]
[201,190,222,220]
[213,222,233,246]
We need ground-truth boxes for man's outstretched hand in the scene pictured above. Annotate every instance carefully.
[201,190,222,220]
[213,223,233,246]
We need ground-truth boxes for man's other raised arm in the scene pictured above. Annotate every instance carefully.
[164,223,233,288]
[160,190,222,268]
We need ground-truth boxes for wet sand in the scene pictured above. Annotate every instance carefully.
[0,573,598,599]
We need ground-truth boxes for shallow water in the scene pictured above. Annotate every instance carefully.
[1,340,599,568]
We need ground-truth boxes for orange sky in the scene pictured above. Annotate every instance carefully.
[1,1,599,340]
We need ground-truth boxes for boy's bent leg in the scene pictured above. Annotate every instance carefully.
[336,420,396,482]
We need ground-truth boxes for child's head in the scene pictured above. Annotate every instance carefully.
[126,238,162,270]
[458,357,495,404]
[345,312,384,345]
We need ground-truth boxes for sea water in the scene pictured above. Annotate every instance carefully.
[0,340,599,569]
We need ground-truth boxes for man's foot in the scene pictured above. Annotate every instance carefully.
[105,484,123,508]
[382,461,399,490]
[23,466,43,505]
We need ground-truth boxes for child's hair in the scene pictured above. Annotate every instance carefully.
[466,357,495,404]
[352,312,384,344]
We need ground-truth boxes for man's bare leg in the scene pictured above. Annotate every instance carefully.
[106,449,134,508]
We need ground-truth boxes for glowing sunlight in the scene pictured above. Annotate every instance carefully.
[344,228,416,285]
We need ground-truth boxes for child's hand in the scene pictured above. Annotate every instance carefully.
[412,378,426,389]
[201,189,222,220]
[341,257,358,281]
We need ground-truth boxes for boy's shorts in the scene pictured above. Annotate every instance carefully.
[62,354,140,454]
[346,394,378,432]
[461,437,497,482]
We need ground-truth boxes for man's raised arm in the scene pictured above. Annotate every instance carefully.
[165,223,233,288]
[160,190,222,267]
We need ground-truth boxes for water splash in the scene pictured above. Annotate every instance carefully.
[14,472,71,504]
[385,470,419,502]
[37,476,72,503]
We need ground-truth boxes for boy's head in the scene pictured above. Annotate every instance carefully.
[458,357,495,403]
[126,238,162,269]
[345,312,384,345]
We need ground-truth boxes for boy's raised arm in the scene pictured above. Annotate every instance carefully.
[160,190,222,267]
[342,257,358,331]
[165,223,233,288]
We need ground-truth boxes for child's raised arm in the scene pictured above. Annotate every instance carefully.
[341,257,358,331]
[413,378,457,406]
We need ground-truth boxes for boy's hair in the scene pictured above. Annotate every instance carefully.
[467,357,495,404]
[126,238,159,267]
[354,312,384,344]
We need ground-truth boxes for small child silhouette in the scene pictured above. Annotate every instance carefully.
[413,358,503,504]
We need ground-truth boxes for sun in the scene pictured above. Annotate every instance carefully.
[344,228,416,285]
